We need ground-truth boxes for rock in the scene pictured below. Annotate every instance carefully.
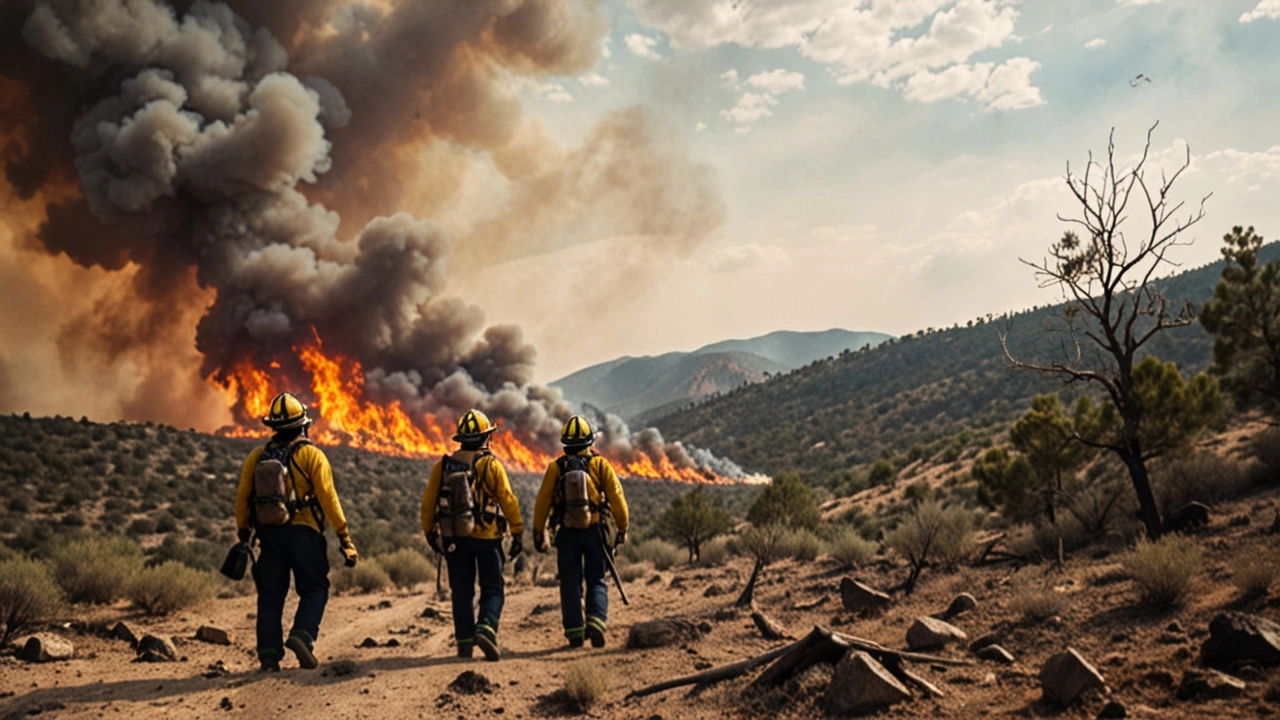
[135,635,177,663]
[626,618,700,649]
[219,697,233,711]
[420,606,446,620]
[20,634,73,663]
[1200,612,1280,669]
[712,607,740,622]
[941,593,977,619]
[1141,670,1175,688]
[703,584,727,598]
[1040,648,1107,706]
[1166,621,1184,634]
[840,578,891,616]
[528,603,557,616]
[969,633,1002,652]
[203,661,230,679]
[195,626,231,646]
[1164,502,1210,533]
[1176,668,1246,700]
[385,638,400,647]
[378,599,393,609]
[110,621,141,647]
[906,616,967,650]
[1229,513,1250,527]
[449,670,494,695]
[358,637,379,648]
[1097,700,1127,719]
[823,650,912,715]
[976,644,1015,664]
[646,574,663,586]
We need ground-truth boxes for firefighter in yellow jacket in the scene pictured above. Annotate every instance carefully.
[421,409,524,661]
[534,415,629,648]
[235,392,358,672]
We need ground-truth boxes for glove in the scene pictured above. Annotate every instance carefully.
[614,529,627,549]
[237,528,251,544]
[508,534,524,560]
[426,528,444,555]
[534,530,548,553]
[338,533,359,568]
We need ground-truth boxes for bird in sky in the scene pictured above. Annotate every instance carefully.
[1129,73,1152,87]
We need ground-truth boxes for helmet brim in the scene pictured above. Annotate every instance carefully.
[452,427,496,443]
[561,436,595,450]
[263,416,310,430]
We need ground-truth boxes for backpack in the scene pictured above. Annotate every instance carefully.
[554,454,600,530]
[436,451,504,538]
[252,437,315,527]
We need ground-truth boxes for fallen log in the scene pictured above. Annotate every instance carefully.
[975,532,1007,565]
[881,653,945,698]
[751,607,792,641]
[793,595,830,611]
[624,641,796,700]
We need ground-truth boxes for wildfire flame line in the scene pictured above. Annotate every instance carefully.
[218,333,732,482]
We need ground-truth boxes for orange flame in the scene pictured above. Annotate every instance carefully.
[217,332,733,482]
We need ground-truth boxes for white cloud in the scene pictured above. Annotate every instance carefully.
[629,0,1041,110]
[507,77,576,103]
[903,58,1044,110]
[577,73,611,87]
[720,69,740,87]
[708,243,790,273]
[734,126,752,135]
[625,33,663,60]
[746,69,806,94]
[719,68,807,131]
[695,121,707,132]
[1085,37,1107,49]
[720,91,778,124]
[601,37,612,59]
[1241,0,1280,22]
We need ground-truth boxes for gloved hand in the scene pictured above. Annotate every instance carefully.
[338,533,359,567]
[508,534,524,560]
[534,530,548,553]
[614,529,627,549]
[426,528,444,555]
[237,528,251,544]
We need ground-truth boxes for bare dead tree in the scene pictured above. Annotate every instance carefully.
[1001,123,1210,539]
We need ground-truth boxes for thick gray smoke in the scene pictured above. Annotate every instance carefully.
[1,0,741,477]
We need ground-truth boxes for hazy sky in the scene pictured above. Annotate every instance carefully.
[475,0,1280,382]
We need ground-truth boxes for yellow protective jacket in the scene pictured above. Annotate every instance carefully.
[534,449,629,535]
[235,440,350,538]
[420,451,525,540]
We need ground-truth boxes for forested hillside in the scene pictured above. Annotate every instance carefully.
[652,243,1280,481]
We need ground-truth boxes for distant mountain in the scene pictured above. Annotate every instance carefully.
[551,329,893,424]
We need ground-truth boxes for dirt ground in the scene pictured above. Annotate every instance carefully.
[5,489,1280,719]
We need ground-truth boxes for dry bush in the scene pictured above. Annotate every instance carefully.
[616,560,652,583]
[48,535,142,605]
[334,558,392,595]
[695,537,730,568]
[126,561,215,615]
[829,529,876,568]
[1007,516,1091,560]
[0,558,63,644]
[623,539,682,571]
[1230,552,1278,598]
[1123,534,1202,607]
[1154,451,1251,517]
[778,528,824,562]
[564,659,609,709]
[1251,428,1280,484]
[1010,587,1069,622]
[378,548,435,589]
[886,501,975,594]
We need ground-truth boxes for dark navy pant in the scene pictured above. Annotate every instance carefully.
[555,527,609,641]
[444,536,506,647]
[254,524,330,660]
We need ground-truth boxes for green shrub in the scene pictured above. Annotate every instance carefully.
[622,539,683,571]
[829,530,876,568]
[379,548,436,589]
[49,536,142,605]
[903,481,931,505]
[747,473,820,530]
[778,528,824,562]
[694,537,730,568]
[564,659,610,708]
[334,558,392,594]
[1230,552,1278,598]
[1124,534,1202,607]
[126,561,215,615]
[0,558,63,644]
[1009,586,1069,622]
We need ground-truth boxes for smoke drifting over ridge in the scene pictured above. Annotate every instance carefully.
[0,0,739,477]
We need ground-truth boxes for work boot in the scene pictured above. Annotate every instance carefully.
[456,643,474,659]
[285,631,318,670]
[568,637,584,648]
[587,617,607,648]
[258,658,281,673]
[475,626,501,662]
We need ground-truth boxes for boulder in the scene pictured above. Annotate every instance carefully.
[1097,700,1127,719]
[20,634,73,663]
[906,616,967,650]
[823,650,912,716]
[110,621,141,647]
[195,626,231,646]
[1040,648,1107,706]
[969,632,1002,652]
[136,634,178,663]
[1176,668,1246,701]
[627,618,700,649]
[941,593,977,620]
[1164,502,1210,533]
[1200,612,1280,669]
[840,578,891,616]
[448,670,494,695]
[976,644,1015,664]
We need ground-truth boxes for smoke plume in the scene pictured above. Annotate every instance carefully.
[0,0,741,477]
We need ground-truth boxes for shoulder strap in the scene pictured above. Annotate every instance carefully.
[286,438,325,533]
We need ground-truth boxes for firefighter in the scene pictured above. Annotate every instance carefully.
[533,415,629,648]
[235,392,358,672]
[421,409,525,661]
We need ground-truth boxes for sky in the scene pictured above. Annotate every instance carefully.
[476,0,1280,381]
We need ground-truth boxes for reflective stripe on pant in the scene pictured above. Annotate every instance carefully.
[444,536,506,645]
[555,527,608,637]
[255,523,330,658]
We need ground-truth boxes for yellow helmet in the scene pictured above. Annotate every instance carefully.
[263,392,310,430]
[560,415,595,448]
[453,409,497,443]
